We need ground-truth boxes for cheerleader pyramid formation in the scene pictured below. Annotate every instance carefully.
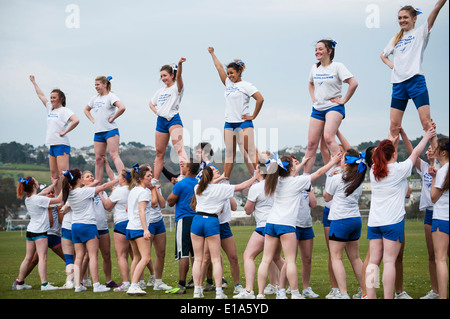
[12,1,449,299]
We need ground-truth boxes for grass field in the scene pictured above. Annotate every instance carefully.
[0,220,444,300]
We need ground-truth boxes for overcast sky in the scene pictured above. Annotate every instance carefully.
[0,0,448,153]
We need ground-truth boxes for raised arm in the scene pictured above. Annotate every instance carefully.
[310,152,342,182]
[408,128,436,165]
[336,129,352,152]
[176,57,186,93]
[428,0,447,31]
[208,47,227,85]
[399,128,421,171]
[29,75,48,106]
[234,170,260,192]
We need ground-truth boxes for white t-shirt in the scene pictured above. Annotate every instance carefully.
[108,185,130,225]
[25,195,51,233]
[194,183,235,215]
[151,84,183,121]
[326,173,363,220]
[416,159,434,211]
[309,62,353,111]
[368,159,413,227]
[267,175,311,228]
[48,206,62,236]
[88,92,120,133]
[324,165,340,208]
[218,180,232,224]
[127,186,151,230]
[148,189,163,224]
[297,190,313,228]
[383,22,430,83]
[247,180,273,229]
[93,192,108,231]
[224,78,259,123]
[433,163,449,221]
[67,187,97,225]
[45,102,74,147]
[61,205,72,230]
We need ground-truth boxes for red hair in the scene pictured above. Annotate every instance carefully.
[372,140,396,181]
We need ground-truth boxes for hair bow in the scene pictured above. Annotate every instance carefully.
[171,64,178,72]
[332,41,337,48]
[106,76,112,81]
[235,61,244,67]
[132,163,140,173]
[62,170,74,181]
[345,152,367,174]
[415,7,423,15]
[18,177,31,184]
[265,153,289,172]
[125,170,131,179]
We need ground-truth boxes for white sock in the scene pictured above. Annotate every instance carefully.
[216,287,223,293]
[291,289,300,296]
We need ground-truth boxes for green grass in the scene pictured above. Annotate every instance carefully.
[0,220,440,299]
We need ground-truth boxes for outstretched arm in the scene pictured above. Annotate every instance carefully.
[176,57,186,93]
[29,75,48,106]
[428,0,447,31]
[208,47,227,85]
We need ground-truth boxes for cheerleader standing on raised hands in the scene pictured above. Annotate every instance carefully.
[208,47,264,179]
[30,75,79,194]
[428,136,449,299]
[84,76,126,182]
[381,1,447,150]
[149,58,189,187]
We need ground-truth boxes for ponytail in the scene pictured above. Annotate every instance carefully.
[342,149,367,197]
[190,166,214,211]
[264,155,292,197]
[372,140,396,182]
[62,169,81,203]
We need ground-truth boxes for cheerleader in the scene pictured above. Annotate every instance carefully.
[149,58,189,187]
[208,47,264,178]
[381,1,447,150]
[366,127,436,299]
[428,136,449,299]
[84,76,126,182]
[29,75,79,194]
[190,166,258,299]
[13,178,61,291]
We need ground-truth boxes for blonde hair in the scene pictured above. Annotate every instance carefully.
[95,76,112,92]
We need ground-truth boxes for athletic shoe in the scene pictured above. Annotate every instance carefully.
[41,283,59,291]
[186,278,194,289]
[302,287,319,298]
[264,284,278,295]
[127,284,146,296]
[331,291,350,299]
[12,280,32,290]
[151,178,160,187]
[325,288,340,299]
[114,282,131,292]
[106,280,120,288]
[75,285,87,292]
[420,290,439,299]
[233,284,245,294]
[256,294,266,299]
[221,277,228,289]
[204,281,215,291]
[60,281,74,290]
[193,288,204,299]
[352,287,363,299]
[216,291,228,299]
[291,291,305,299]
[276,289,288,299]
[153,281,172,291]
[233,290,256,299]
[146,276,155,287]
[82,279,92,287]
[93,283,110,293]
[395,291,413,299]
[166,284,186,294]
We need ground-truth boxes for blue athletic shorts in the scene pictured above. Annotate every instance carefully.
[224,120,254,131]
[424,209,433,226]
[264,223,296,238]
[431,219,449,235]
[322,206,331,227]
[61,228,72,241]
[296,226,315,241]
[148,218,166,235]
[367,219,405,243]
[255,226,266,237]
[220,222,233,240]
[71,223,99,244]
[190,214,220,238]
[126,229,144,240]
[329,217,362,242]
[94,128,120,143]
[49,144,70,157]
[114,220,128,236]
[48,234,61,248]
[311,105,345,122]
[391,75,429,111]
[156,113,183,134]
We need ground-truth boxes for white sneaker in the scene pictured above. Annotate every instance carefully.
[93,283,110,293]
[153,281,172,291]
[151,178,160,187]
[420,290,439,299]
[127,284,146,296]
[276,289,288,299]
[216,291,228,299]
[233,290,255,299]
[264,284,278,295]
[82,279,92,287]
[60,281,74,290]
[352,287,363,299]
[13,281,32,290]
[41,283,59,291]
[193,287,204,299]
[146,276,155,287]
[75,285,87,292]
[114,282,131,292]
[256,294,266,299]
[302,286,319,298]
[233,284,245,294]
[325,288,340,299]
[395,291,413,299]
[331,291,350,299]
[291,290,305,299]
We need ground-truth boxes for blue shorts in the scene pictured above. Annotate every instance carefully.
[322,206,331,227]
[311,105,345,122]
[391,75,429,111]
[148,218,166,235]
[61,228,72,241]
[424,209,433,226]
[48,234,61,248]
[329,217,362,242]
[114,220,128,236]
[26,231,47,242]
[49,144,70,157]
[71,223,99,244]
[367,219,405,243]
[255,226,266,237]
[190,214,220,238]
[264,223,296,238]
[431,219,449,235]
[224,120,254,131]
[220,222,233,240]
[296,227,315,241]
[94,128,120,143]
[126,229,144,240]
[156,113,183,134]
